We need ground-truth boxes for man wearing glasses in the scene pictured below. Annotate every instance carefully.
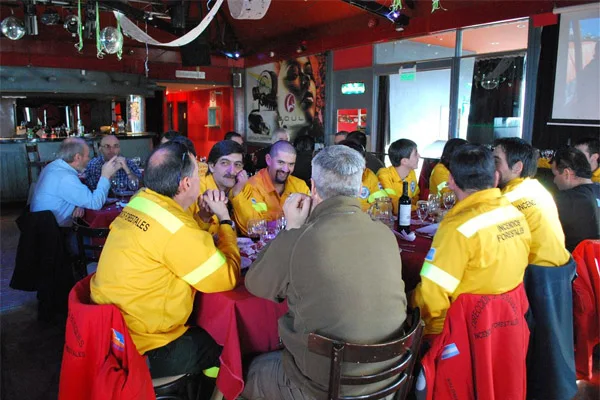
[85,135,142,190]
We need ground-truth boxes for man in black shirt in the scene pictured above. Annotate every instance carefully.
[552,147,600,252]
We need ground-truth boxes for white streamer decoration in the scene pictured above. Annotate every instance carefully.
[113,0,224,47]
[227,0,271,20]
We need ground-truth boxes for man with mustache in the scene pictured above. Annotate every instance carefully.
[233,140,309,236]
[191,140,250,234]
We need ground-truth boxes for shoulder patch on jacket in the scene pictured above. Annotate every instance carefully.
[441,343,460,360]
[360,186,370,199]
[111,328,125,352]
[425,247,436,262]
[411,181,417,193]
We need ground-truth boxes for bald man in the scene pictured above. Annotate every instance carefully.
[85,135,142,190]
[233,140,310,236]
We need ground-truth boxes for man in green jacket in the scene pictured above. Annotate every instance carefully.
[243,145,407,400]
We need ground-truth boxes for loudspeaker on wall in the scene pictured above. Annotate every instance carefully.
[232,72,242,88]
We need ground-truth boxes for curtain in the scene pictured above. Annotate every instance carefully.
[466,55,525,144]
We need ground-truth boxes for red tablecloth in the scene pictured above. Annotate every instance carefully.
[84,202,123,228]
[397,233,432,292]
[195,284,287,400]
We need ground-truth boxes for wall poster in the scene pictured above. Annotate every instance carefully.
[245,54,326,144]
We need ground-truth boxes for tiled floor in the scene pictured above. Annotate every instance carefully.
[0,203,598,400]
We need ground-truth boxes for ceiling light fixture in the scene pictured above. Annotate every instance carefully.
[41,7,60,25]
[63,14,79,36]
[1,16,26,40]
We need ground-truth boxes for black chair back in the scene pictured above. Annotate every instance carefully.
[307,308,424,400]
[72,221,109,279]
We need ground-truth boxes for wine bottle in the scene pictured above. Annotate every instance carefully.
[398,181,411,233]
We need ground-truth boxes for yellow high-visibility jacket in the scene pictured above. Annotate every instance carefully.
[376,166,419,214]
[411,188,531,335]
[198,161,209,177]
[593,168,600,183]
[429,163,451,196]
[90,188,240,354]
[537,158,552,170]
[232,168,309,236]
[358,168,388,212]
[502,178,570,267]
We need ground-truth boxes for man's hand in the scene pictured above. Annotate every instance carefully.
[203,189,231,222]
[196,194,214,223]
[115,156,136,177]
[72,207,84,219]
[283,193,311,230]
[231,170,248,197]
[100,156,120,179]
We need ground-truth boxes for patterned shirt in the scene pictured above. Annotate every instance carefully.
[85,156,142,190]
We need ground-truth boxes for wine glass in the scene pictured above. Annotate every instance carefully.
[247,219,267,241]
[443,192,456,209]
[116,180,127,203]
[416,200,429,224]
[427,195,440,223]
[128,177,139,193]
[276,215,287,233]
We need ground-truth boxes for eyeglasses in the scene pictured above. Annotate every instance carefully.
[177,150,188,184]
[101,144,120,150]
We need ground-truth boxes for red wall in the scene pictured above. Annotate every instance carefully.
[166,87,234,158]
[333,45,374,71]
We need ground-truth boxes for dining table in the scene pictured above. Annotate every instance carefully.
[84,200,125,228]
[194,283,287,400]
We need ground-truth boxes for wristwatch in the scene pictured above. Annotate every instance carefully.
[220,219,235,229]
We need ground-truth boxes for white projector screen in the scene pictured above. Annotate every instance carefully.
[552,4,600,121]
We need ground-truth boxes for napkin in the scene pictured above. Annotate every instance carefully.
[117,201,129,208]
[394,230,416,242]
[416,223,439,236]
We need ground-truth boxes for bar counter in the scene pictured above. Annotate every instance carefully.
[0,134,155,203]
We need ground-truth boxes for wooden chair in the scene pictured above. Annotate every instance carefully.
[25,143,48,185]
[72,220,109,280]
[307,308,424,400]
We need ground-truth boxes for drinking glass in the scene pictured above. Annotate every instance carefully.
[128,177,139,192]
[116,180,128,203]
[443,191,456,209]
[416,200,429,224]
[276,215,287,233]
[427,195,440,223]
[370,198,394,229]
[247,219,267,241]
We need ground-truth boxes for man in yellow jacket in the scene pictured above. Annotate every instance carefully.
[338,140,388,211]
[429,138,468,196]
[91,141,241,379]
[232,140,310,236]
[412,144,531,335]
[574,137,600,183]
[191,140,251,235]
[493,137,571,267]
[377,138,420,214]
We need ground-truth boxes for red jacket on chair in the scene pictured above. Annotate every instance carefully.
[420,283,530,400]
[572,239,600,381]
[58,275,155,400]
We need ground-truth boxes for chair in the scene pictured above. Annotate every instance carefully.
[153,374,200,400]
[308,308,424,400]
[25,143,48,186]
[72,220,109,280]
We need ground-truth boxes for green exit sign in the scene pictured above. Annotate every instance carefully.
[341,82,366,95]
[400,72,416,81]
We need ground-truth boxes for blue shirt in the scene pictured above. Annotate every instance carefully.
[85,156,142,191]
[31,159,110,226]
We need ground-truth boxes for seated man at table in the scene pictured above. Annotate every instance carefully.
[85,135,142,190]
[494,137,577,400]
[377,138,420,214]
[338,139,388,212]
[90,141,241,379]
[574,137,600,183]
[233,140,309,236]
[552,146,600,251]
[412,144,531,335]
[242,145,407,400]
[192,140,250,234]
[31,137,120,228]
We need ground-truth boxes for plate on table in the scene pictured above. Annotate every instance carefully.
[113,190,135,197]
[105,198,118,205]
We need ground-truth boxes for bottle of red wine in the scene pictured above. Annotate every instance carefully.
[398,181,412,233]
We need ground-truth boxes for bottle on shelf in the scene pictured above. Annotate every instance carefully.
[398,181,412,234]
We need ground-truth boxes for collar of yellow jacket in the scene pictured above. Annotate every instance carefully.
[502,177,527,194]
[201,174,218,191]
[136,188,185,214]
[253,167,301,196]
[388,165,414,183]
[593,168,600,182]
[448,187,502,218]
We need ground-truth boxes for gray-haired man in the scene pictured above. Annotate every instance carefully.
[243,145,407,400]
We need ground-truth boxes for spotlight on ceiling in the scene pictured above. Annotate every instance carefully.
[1,16,26,40]
[41,7,60,25]
[63,14,79,36]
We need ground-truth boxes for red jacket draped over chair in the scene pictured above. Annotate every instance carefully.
[420,283,530,400]
[572,239,600,381]
[58,275,155,400]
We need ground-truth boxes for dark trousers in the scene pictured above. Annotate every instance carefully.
[146,327,222,379]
